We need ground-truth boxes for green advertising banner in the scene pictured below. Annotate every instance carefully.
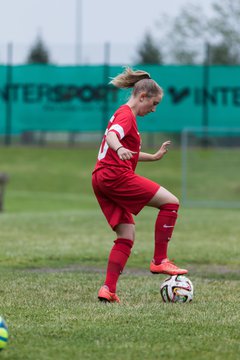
[0,65,240,135]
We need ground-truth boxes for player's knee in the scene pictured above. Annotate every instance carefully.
[115,224,135,242]
[163,193,179,206]
[171,196,179,206]
[157,196,179,210]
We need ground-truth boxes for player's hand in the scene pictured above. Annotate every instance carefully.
[117,147,137,161]
[153,140,171,160]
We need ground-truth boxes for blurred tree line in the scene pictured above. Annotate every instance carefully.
[26,0,240,65]
[136,0,240,65]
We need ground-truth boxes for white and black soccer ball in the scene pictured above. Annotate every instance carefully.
[160,275,194,303]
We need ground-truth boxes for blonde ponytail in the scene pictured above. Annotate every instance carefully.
[109,67,151,88]
[109,67,163,98]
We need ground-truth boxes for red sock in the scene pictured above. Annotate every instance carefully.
[104,238,133,293]
[153,203,179,265]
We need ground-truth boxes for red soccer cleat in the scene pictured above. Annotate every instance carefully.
[98,286,121,303]
[150,258,188,275]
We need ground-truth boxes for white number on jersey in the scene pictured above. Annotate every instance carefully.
[97,116,114,160]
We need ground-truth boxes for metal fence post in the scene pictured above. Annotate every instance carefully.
[5,42,13,146]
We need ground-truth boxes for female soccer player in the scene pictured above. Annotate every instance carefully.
[92,67,188,303]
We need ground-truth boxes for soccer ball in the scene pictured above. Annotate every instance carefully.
[160,275,194,303]
[0,316,8,351]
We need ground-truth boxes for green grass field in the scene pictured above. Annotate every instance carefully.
[183,148,240,205]
[0,147,239,360]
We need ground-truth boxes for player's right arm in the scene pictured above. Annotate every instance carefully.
[106,132,137,160]
[105,131,122,152]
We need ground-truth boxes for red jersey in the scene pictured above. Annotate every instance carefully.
[93,105,141,173]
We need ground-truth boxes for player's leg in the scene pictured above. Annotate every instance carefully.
[147,187,188,275]
[98,223,134,303]
[93,171,135,302]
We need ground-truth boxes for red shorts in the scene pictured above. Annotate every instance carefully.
[92,166,160,230]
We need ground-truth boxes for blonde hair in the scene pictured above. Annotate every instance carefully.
[109,67,163,98]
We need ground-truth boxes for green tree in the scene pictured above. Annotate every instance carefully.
[135,32,163,65]
[209,0,240,64]
[156,0,240,65]
[26,35,51,64]
[209,42,239,65]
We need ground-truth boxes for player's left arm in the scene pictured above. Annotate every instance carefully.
[138,140,171,161]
